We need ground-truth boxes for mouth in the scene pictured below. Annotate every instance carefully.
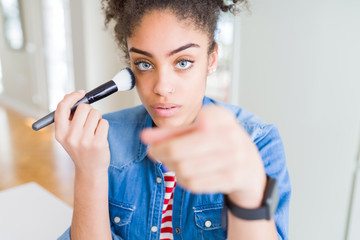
[150,103,181,117]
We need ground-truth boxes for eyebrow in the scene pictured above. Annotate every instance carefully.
[129,48,153,58]
[129,43,200,58]
[167,43,200,57]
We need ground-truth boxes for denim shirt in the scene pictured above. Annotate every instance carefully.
[58,96,291,240]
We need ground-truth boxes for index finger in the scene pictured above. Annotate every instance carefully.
[140,125,196,145]
[54,90,86,138]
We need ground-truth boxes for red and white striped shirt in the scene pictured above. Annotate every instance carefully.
[160,171,176,240]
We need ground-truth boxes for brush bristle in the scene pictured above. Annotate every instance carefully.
[112,68,136,91]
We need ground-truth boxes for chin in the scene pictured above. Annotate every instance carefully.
[153,117,185,128]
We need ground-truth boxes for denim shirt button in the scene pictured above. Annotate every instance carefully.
[205,220,212,228]
[175,228,181,234]
[114,216,121,224]
[156,177,162,184]
[151,226,158,232]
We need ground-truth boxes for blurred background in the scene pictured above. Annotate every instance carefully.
[0,0,359,239]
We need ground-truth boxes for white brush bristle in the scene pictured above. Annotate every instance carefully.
[112,68,135,91]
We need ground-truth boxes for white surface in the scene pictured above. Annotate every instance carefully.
[0,182,73,240]
[348,168,360,240]
[80,0,136,114]
[238,1,360,239]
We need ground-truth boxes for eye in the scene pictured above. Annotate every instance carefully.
[175,59,194,70]
[135,61,153,71]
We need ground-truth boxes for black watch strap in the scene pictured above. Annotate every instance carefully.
[224,195,271,220]
[224,176,278,221]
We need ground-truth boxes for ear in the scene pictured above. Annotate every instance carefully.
[207,43,219,76]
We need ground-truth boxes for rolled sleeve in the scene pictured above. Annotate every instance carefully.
[255,125,291,240]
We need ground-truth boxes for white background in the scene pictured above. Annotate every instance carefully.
[237,1,360,239]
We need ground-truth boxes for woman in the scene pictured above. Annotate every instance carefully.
[57,0,291,239]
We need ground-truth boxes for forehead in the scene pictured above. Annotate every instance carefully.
[127,10,209,54]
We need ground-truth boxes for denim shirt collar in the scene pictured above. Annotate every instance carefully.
[135,110,153,163]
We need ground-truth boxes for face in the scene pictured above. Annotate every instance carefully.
[127,10,218,128]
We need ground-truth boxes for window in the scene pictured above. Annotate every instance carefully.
[42,0,74,111]
[0,0,25,50]
[205,13,240,105]
[0,57,3,94]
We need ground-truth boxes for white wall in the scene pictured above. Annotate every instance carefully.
[77,0,137,114]
[348,166,360,239]
[238,1,360,239]
[0,0,49,117]
[0,0,137,118]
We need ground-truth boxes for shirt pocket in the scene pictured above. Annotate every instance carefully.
[193,203,227,240]
[109,201,135,240]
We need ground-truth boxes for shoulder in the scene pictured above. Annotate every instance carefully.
[103,105,150,168]
[203,97,277,144]
[204,97,290,238]
[103,104,148,125]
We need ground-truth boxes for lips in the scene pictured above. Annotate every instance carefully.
[150,103,181,117]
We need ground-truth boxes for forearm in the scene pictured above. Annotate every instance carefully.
[70,170,112,240]
[227,212,278,240]
[227,173,278,240]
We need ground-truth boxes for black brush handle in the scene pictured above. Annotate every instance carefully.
[32,97,89,131]
[32,80,118,131]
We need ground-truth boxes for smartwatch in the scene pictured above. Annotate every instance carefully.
[224,176,279,220]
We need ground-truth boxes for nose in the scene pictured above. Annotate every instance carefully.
[153,68,175,96]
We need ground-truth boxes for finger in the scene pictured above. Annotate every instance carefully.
[68,103,93,137]
[172,151,236,179]
[179,170,234,194]
[197,105,235,129]
[82,109,102,138]
[54,90,86,139]
[55,90,86,123]
[141,105,229,145]
[95,119,109,142]
[146,107,236,157]
[140,125,196,145]
[147,128,231,165]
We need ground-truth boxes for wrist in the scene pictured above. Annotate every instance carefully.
[228,173,267,209]
[224,176,279,221]
[75,168,109,187]
[75,166,108,177]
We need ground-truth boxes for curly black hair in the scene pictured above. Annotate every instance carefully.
[101,0,248,60]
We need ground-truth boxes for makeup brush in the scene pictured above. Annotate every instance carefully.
[32,68,135,131]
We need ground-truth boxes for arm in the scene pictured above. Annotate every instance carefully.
[54,91,112,240]
[226,179,278,240]
[141,105,287,239]
[71,169,111,239]
[226,123,290,240]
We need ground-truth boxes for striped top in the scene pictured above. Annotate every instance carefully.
[160,171,176,240]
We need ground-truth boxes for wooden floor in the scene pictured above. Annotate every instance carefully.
[0,104,74,206]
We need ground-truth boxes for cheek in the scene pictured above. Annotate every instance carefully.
[135,81,149,98]
[191,66,208,91]
[177,73,206,97]
[184,59,208,87]
[134,75,151,99]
